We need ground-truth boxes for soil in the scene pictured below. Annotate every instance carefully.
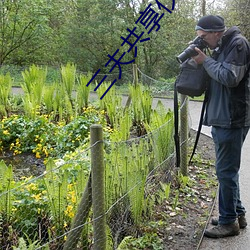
[0,152,45,180]
[159,130,217,250]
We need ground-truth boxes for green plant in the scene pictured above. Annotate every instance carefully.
[145,100,174,163]
[13,233,49,250]
[12,177,49,241]
[129,83,153,126]
[43,159,69,223]
[117,233,163,250]
[178,173,191,189]
[105,136,153,232]
[157,182,171,204]
[21,65,47,118]
[76,73,92,111]
[97,82,123,128]
[0,107,104,158]
[43,84,56,114]
[0,73,12,117]
[0,161,15,222]
[60,63,76,102]
[172,190,180,210]
[109,109,132,141]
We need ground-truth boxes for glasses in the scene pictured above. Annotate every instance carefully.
[198,32,214,40]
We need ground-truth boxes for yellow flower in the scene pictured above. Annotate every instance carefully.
[100,110,106,115]
[14,149,22,155]
[26,183,37,191]
[12,207,17,212]
[32,193,42,201]
[65,205,74,218]
[36,152,41,159]
[3,130,9,135]
[71,195,76,204]
[43,147,49,157]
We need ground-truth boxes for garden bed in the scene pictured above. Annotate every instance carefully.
[0,130,217,250]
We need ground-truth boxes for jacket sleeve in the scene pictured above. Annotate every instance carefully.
[203,38,250,87]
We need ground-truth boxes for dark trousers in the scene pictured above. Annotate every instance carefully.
[211,126,249,225]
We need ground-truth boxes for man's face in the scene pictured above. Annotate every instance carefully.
[196,30,222,49]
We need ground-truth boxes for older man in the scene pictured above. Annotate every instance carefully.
[192,15,250,238]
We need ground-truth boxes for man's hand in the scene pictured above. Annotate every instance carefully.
[192,47,207,64]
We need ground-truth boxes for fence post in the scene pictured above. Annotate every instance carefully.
[63,175,92,250]
[125,64,138,109]
[91,124,106,250]
[180,94,188,176]
[133,64,138,85]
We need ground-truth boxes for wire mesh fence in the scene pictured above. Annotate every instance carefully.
[0,112,192,249]
[0,65,191,249]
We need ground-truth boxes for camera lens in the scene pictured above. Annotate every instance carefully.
[176,44,198,63]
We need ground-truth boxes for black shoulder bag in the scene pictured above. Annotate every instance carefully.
[174,58,210,168]
[175,58,208,97]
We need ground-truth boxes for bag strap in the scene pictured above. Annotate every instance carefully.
[174,80,180,168]
[188,91,208,164]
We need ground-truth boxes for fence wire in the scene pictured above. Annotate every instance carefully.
[0,68,192,250]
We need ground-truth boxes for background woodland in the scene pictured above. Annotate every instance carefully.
[0,0,249,81]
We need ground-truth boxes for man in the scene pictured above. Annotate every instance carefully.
[192,15,250,238]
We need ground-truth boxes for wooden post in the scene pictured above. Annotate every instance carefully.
[133,63,138,86]
[91,124,106,250]
[63,175,92,250]
[125,64,138,109]
[180,94,189,176]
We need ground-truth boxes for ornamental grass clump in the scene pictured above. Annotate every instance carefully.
[21,65,47,118]
[76,72,92,112]
[129,83,153,135]
[0,73,12,117]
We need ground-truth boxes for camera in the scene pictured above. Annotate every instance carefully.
[176,36,208,64]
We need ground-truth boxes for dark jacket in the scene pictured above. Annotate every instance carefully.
[203,26,250,128]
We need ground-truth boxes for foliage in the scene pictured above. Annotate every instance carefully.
[0,161,15,222]
[145,100,175,163]
[0,150,91,249]
[117,233,163,250]
[0,73,12,117]
[0,108,102,158]
[97,82,123,128]
[61,63,76,102]
[129,83,153,136]
[12,176,49,241]
[76,72,92,111]
[21,65,47,118]
[0,0,229,78]
[224,0,250,39]
[13,235,46,250]
[0,77,178,248]
[0,0,52,65]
